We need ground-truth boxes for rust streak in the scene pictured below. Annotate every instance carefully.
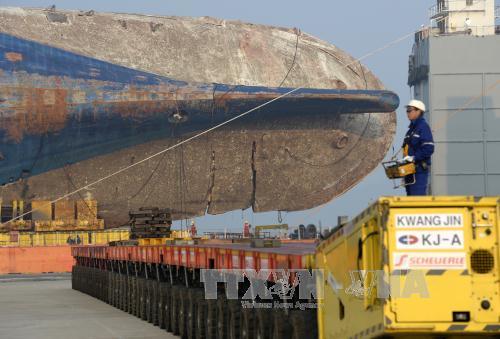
[3,88,68,142]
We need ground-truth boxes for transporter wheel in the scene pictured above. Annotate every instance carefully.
[102,270,108,301]
[93,269,98,297]
[139,278,147,320]
[178,287,190,339]
[216,295,229,339]
[89,268,95,295]
[186,288,203,339]
[134,276,140,316]
[137,278,144,318]
[289,309,318,339]
[145,279,153,323]
[255,308,273,339]
[107,271,113,304]
[103,271,109,302]
[195,291,208,339]
[151,281,159,326]
[170,285,182,335]
[240,307,255,339]
[117,273,123,307]
[205,299,218,339]
[116,274,122,309]
[79,266,84,291]
[84,267,90,294]
[90,268,95,298]
[131,277,138,316]
[116,274,123,308]
[108,271,114,304]
[100,270,106,303]
[272,310,291,339]
[228,299,242,339]
[163,284,172,332]
[114,273,121,307]
[121,274,128,311]
[122,275,129,312]
[75,266,80,291]
[158,283,167,329]
[128,276,135,314]
[71,266,77,290]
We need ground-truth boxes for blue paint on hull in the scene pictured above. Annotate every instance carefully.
[0,32,399,184]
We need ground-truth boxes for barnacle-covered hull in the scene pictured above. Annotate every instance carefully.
[0,8,398,226]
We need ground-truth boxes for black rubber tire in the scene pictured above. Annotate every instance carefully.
[96,270,100,299]
[216,295,229,339]
[132,277,139,317]
[113,273,120,308]
[205,299,218,339]
[122,274,128,312]
[289,309,318,339]
[71,266,76,290]
[186,289,203,339]
[83,268,88,294]
[272,310,291,339]
[102,270,109,303]
[116,273,121,309]
[170,285,182,335]
[139,278,147,321]
[240,307,255,339]
[121,275,128,312]
[163,284,173,332]
[255,308,273,339]
[145,279,153,323]
[195,291,208,339]
[116,274,122,308]
[109,272,115,305]
[107,271,113,304]
[158,283,167,329]
[102,271,107,301]
[128,276,135,314]
[95,269,100,300]
[151,280,159,326]
[178,287,190,339]
[228,299,242,339]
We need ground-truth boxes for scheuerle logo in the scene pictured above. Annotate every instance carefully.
[393,252,466,270]
[396,230,464,249]
[395,213,464,228]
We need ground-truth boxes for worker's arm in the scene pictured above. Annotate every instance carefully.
[413,124,434,161]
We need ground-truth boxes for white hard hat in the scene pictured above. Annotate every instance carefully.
[406,99,426,112]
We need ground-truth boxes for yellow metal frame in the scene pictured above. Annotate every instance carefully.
[0,229,129,247]
[254,224,288,238]
[316,196,500,339]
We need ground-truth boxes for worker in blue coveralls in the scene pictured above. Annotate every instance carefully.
[402,100,434,195]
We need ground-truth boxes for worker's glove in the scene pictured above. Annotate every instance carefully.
[402,155,415,163]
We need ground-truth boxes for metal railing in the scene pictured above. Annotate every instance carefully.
[496,5,499,18]
[439,24,498,35]
[429,0,487,18]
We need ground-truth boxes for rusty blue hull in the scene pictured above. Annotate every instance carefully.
[0,32,398,185]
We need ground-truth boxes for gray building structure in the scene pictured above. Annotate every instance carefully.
[409,0,500,195]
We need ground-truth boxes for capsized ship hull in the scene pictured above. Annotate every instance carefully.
[0,8,398,226]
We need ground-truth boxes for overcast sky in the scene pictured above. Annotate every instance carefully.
[0,0,436,232]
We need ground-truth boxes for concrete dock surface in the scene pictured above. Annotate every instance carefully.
[0,275,174,339]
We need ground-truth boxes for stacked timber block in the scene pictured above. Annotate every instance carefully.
[129,207,172,239]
